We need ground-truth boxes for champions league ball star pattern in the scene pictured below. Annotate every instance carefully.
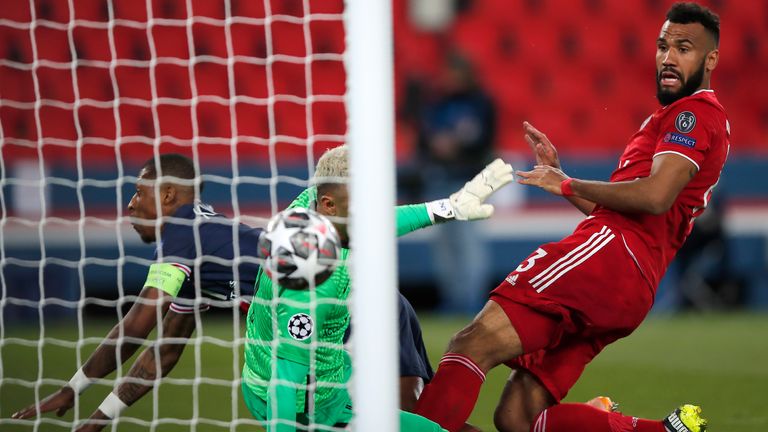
[258,208,341,290]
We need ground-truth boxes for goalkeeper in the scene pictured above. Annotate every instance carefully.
[242,145,514,431]
[12,154,263,431]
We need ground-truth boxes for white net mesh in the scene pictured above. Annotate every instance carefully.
[1,0,349,430]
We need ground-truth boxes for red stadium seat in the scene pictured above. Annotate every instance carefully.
[312,101,346,137]
[271,61,307,98]
[273,101,307,138]
[76,65,115,101]
[190,0,225,20]
[72,27,111,62]
[33,0,70,24]
[78,106,117,139]
[118,105,156,138]
[233,63,268,99]
[156,104,193,139]
[0,67,35,103]
[270,20,305,57]
[0,106,38,142]
[310,60,346,96]
[235,102,270,139]
[154,63,192,100]
[113,26,150,61]
[35,67,75,103]
[33,27,72,63]
[150,0,187,20]
[310,20,345,55]
[191,23,228,59]
[307,0,344,15]
[193,62,231,98]
[230,23,267,58]
[0,27,34,64]
[114,66,152,100]
[151,25,190,59]
[73,0,109,22]
[112,0,148,22]
[39,106,77,139]
[230,0,266,20]
[196,101,233,138]
[2,1,32,22]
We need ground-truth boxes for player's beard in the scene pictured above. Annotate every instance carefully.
[656,58,705,106]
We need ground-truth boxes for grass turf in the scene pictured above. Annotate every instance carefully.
[1,312,766,431]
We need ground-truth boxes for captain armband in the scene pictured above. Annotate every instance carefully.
[143,263,187,297]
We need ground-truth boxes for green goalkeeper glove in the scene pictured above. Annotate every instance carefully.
[427,158,515,222]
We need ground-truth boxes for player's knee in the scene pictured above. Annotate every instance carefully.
[493,408,534,432]
[446,321,499,370]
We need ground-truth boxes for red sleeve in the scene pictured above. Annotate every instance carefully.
[653,99,720,171]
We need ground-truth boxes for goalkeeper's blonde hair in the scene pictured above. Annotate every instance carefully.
[314,145,349,186]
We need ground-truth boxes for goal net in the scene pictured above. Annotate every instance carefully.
[1,0,397,430]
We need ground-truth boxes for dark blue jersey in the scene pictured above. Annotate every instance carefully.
[154,201,262,313]
[340,293,433,381]
[398,293,434,382]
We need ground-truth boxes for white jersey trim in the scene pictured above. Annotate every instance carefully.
[533,226,615,293]
[653,150,700,172]
[169,303,211,314]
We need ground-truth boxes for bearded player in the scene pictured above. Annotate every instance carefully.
[415,3,727,432]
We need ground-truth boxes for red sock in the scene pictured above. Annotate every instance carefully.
[414,353,485,432]
[533,403,666,432]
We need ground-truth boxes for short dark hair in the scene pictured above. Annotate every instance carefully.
[666,2,720,47]
[141,153,203,192]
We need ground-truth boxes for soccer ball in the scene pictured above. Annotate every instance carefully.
[258,207,341,290]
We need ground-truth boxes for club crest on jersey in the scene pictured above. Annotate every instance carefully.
[664,132,697,148]
[287,313,313,341]
[675,111,696,133]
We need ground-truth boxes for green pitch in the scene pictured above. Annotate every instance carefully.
[1,313,766,431]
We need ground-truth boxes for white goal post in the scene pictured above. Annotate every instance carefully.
[346,0,399,430]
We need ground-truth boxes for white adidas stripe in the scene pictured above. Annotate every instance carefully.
[531,226,612,289]
[441,354,486,382]
[536,232,615,293]
[533,409,546,432]
[530,226,608,286]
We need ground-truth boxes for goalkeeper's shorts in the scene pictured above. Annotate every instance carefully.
[241,376,353,428]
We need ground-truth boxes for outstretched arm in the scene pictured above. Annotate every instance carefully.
[396,158,515,236]
[75,309,196,432]
[523,121,596,215]
[11,286,171,420]
[517,153,696,215]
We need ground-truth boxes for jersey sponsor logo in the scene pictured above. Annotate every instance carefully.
[675,111,696,133]
[664,132,697,148]
[505,274,519,285]
[287,313,313,340]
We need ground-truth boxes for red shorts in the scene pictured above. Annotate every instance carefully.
[489,222,654,402]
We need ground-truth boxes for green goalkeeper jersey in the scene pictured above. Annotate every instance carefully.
[243,187,434,417]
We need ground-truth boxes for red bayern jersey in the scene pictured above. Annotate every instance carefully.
[583,89,730,290]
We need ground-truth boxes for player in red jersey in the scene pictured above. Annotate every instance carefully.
[415,3,726,432]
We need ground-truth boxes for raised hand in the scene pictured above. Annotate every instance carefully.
[523,121,561,169]
[450,158,515,220]
[12,386,75,419]
[516,165,569,196]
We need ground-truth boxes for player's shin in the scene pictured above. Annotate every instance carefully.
[414,353,486,432]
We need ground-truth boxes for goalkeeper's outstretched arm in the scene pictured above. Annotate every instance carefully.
[396,158,515,236]
[11,286,172,421]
